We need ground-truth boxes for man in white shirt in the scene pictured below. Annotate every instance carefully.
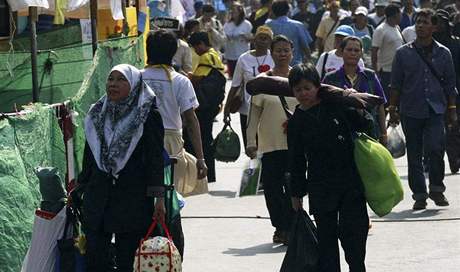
[316,0,343,55]
[143,30,208,197]
[369,0,388,27]
[197,4,226,52]
[371,4,403,103]
[316,25,365,79]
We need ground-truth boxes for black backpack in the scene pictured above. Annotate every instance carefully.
[194,68,226,110]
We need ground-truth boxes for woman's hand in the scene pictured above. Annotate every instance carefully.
[196,159,208,179]
[153,197,166,222]
[245,146,257,159]
[291,197,303,211]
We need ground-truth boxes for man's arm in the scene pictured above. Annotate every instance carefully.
[182,108,208,179]
[371,47,379,72]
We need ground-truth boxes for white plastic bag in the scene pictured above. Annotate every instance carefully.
[21,207,67,272]
[387,125,406,159]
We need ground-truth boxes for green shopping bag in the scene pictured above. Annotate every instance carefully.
[353,133,404,217]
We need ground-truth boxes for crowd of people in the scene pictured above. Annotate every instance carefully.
[74,0,460,271]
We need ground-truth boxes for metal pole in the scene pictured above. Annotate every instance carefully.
[29,7,39,103]
[90,0,98,55]
[135,0,140,35]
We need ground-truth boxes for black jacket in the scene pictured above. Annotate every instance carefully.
[78,105,165,233]
[287,102,373,213]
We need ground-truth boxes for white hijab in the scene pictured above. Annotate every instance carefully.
[84,64,157,177]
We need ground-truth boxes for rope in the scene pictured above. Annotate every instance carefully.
[6,8,17,78]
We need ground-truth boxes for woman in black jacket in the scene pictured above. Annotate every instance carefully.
[77,64,165,271]
[287,63,374,272]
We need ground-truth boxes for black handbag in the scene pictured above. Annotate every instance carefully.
[56,206,86,272]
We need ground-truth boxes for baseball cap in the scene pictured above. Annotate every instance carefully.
[355,6,368,16]
[255,25,274,39]
[334,25,355,37]
[375,0,389,7]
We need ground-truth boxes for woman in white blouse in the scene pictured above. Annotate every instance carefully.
[223,2,253,79]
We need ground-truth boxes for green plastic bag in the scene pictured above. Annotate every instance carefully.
[353,133,404,217]
[213,117,241,162]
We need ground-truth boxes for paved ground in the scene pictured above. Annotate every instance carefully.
[179,82,460,271]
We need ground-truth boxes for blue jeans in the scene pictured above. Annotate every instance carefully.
[401,112,446,201]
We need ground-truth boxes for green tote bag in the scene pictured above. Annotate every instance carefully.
[353,133,404,217]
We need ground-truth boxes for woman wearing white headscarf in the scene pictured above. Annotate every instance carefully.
[77,64,165,271]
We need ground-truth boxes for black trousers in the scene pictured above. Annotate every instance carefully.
[240,113,248,148]
[85,217,185,272]
[401,112,446,200]
[312,189,369,272]
[85,229,143,272]
[261,150,293,232]
[183,107,219,182]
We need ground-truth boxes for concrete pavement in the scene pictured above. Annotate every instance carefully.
[179,83,460,272]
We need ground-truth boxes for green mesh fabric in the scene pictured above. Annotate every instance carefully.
[0,36,145,271]
[0,105,66,271]
[0,42,93,113]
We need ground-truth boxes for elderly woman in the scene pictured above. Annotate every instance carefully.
[246,35,297,245]
[288,63,375,272]
[224,25,274,148]
[322,36,387,144]
[77,64,165,272]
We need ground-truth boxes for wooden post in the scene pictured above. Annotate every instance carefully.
[90,0,98,55]
[29,7,39,103]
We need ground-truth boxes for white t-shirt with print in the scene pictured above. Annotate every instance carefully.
[315,49,365,79]
[231,51,275,115]
[223,20,253,60]
[142,67,199,130]
[372,22,404,72]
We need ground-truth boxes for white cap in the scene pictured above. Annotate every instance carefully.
[355,6,368,16]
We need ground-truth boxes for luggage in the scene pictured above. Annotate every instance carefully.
[133,219,182,272]
[280,210,319,272]
[353,133,404,217]
[213,116,241,162]
[387,124,406,159]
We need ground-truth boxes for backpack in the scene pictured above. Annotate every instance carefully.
[194,68,226,110]
[212,117,241,162]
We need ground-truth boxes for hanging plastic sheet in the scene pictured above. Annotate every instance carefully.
[7,0,50,11]
[110,0,124,20]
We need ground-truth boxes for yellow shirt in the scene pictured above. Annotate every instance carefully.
[246,94,298,154]
[193,48,225,77]
[316,16,340,53]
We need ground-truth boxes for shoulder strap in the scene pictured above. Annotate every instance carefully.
[321,52,329,79]
[326,18,340,39]
[412,42,445,87]
[278,96,293,119]
[397,26,407,44]
[362,69,376,96]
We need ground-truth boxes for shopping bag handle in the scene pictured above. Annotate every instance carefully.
[143,218,172,242]
[137,218,175,272]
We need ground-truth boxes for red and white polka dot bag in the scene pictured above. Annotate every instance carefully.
[134,219,182,272]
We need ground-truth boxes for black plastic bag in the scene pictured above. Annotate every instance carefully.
[387,124,406,159]
[280,210,319,272]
